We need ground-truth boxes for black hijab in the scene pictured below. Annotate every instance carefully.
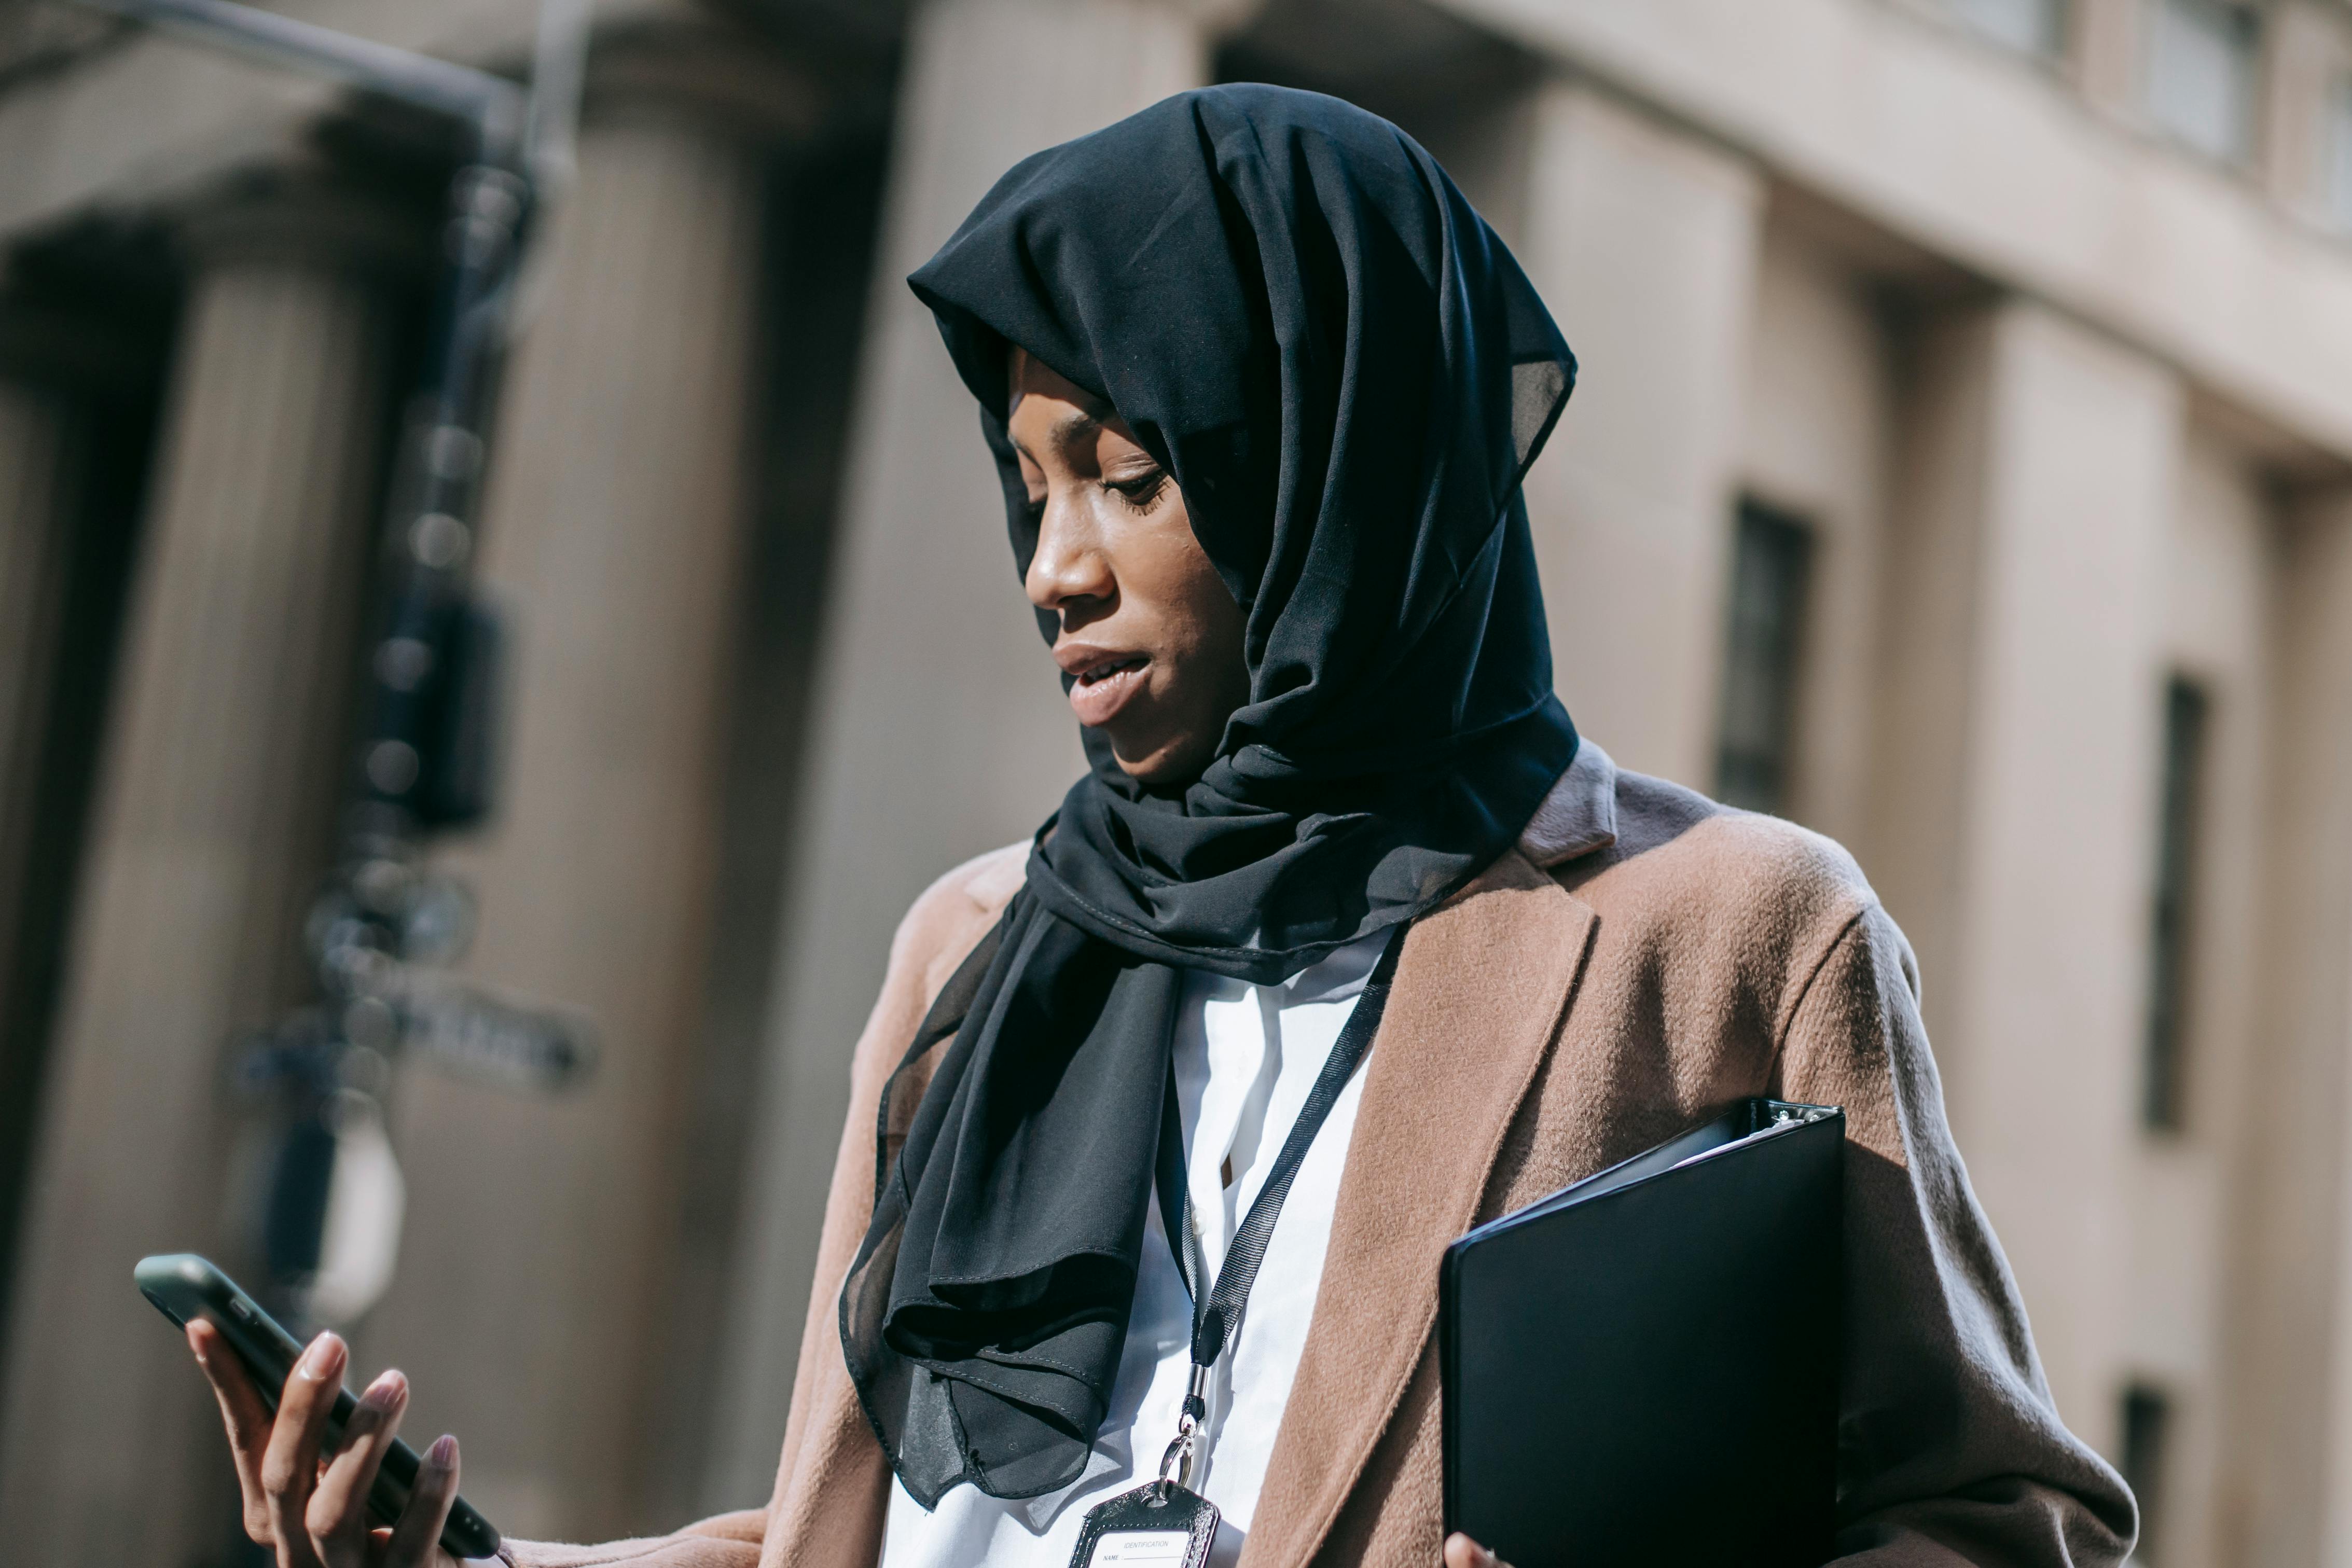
[841,84,1579,1506]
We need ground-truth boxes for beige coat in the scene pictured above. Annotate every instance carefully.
[508,743,2134,1568]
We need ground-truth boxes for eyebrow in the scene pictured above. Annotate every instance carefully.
[1007,402,1115,469]
[1045,407,1104,455]
[1005,347,1124,462]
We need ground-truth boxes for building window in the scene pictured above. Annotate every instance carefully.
[2120,1382,2174,1562]
[1947,0,2067,59]
[1714,501,1815,815]
[2142,675,2209,1134]
[2328,74,2352,229]
[2145,0,2261,165]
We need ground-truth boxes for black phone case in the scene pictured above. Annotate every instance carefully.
[135,1253,501,1561]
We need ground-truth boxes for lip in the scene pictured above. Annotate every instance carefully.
[1057,642,1152,727]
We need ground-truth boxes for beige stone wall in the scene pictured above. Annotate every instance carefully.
[1877,300,2180,1446]
[1733,220,1898,850]
[1441,0,2352,455]
[2223,486,2352,1568]
[2132,422,2275,1568]
[1511,81,1762,787]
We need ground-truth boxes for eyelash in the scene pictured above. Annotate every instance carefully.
[1019,469,1169,517]
[1105,470,1168,508]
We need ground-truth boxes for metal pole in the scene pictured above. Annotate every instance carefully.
[71,0,525,145]
[68,0,595,1338]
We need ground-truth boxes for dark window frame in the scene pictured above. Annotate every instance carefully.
[2143,0,2264,169]
[1946,0,2070,61]
[1714,498,1817,817]
[2142,674,2210,1135]
[2328,72,2352,231]
[2120,1380,2174,1563]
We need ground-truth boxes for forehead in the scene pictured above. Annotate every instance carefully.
[1006,347,1153,471]
[1008,345,1110,419]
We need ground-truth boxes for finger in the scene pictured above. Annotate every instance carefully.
[1442,1533,1498,1568]
[309,1369,409,1562]
[260,1331,347,1568]
[190,1321,279,1542]
[382,1434,460,1568]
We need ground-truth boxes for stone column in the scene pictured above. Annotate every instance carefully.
[354,27,799,1543]
[711,0,1216,1509]
[2221,489,2352,1568]
[0,371,75,1058]
[1511,79,1764,787]
[0,308,156,1380]
[1867,299,2179,1450]
[0,358,80,1348]
[0,192,403,1563]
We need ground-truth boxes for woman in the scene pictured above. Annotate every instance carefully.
[188,85,2133,1568]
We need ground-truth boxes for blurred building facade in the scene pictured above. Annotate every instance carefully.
[3,0,2352,1563]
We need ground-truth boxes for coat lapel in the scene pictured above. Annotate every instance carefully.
[1239,850,1596,1567]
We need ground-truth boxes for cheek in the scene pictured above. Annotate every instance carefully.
[1167,563,1239,658]
[1127,514,1230,645]
[1161,549,1242,667]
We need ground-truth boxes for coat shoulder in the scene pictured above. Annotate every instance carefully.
[1601,767,1873,914]
[886,840,1028,995]
[1557,766,1881,1006]
[910,838,1028,926]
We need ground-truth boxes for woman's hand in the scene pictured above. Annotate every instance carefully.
[1443,1533,1512,1568]
[188,1320,467,1567]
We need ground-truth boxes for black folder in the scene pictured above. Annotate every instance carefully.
[1440,1098,1845,1568]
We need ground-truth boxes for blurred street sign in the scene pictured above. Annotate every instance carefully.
[398,975,596,1093]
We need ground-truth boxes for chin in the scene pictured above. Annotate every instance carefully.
[1111,752,1177,786]
[1110,737,1209,789]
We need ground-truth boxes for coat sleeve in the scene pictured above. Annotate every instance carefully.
[1773,901,2137,1568]
[499,844,1027,1568]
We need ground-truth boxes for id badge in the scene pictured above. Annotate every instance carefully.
[1067,1480,1221,1568]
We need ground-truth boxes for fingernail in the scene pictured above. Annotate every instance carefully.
[297,1332,345,1381]
[359,1369,407,1410]
[427,1434,456,1468]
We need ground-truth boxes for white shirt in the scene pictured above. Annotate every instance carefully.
[878,930,1389,1568]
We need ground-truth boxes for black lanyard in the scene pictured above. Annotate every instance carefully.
[1148,923,1408,1487]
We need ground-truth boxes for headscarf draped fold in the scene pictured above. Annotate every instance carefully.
[841,84,1580,1505]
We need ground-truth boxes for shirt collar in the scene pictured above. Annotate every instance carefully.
[1514,738,1618,868]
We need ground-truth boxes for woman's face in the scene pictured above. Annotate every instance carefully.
[1009,349,1250,788]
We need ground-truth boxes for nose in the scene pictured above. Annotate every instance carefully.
[1024,489,1115,622]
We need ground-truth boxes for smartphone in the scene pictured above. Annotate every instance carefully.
[136,1253,501,1561]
